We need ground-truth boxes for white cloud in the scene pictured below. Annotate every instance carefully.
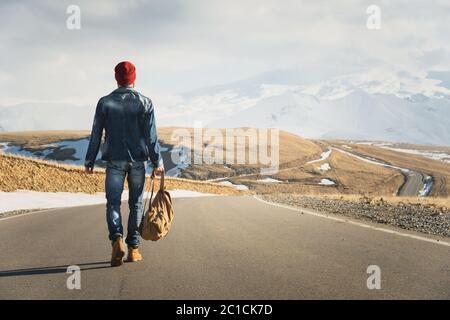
[0,0,448,105]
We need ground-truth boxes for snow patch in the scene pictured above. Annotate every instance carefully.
[419,176,434,197]
[379,146,450,163]
[0,189,216,214]
[318,163,331,172]
[318,179,335,186]
[218,181,249,190]
[307,149,332,164]
[257,178,282,183]
[0,191,107,213]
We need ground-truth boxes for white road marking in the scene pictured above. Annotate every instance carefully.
[0,207,62,221]
[253,195,450,248]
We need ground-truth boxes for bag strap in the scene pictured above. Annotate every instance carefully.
[143,170,165,213]
[143,170,155,214]
[159,170,165,191]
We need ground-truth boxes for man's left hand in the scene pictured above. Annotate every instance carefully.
[154,164,164,176]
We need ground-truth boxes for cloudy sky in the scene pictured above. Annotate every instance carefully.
[0,0,449,105]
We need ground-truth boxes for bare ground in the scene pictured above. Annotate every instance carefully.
[260,193,450,237]
[0,152,243,195]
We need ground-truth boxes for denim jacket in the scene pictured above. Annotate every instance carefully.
[85,87,163,168]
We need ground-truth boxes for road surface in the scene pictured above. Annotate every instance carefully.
[398,172,424,197]
[0,196,448,299]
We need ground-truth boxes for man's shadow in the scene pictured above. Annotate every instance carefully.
[0,261,111,277]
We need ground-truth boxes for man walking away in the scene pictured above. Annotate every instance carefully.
[85,61,164,267]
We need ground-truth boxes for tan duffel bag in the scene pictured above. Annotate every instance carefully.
[139,171,174,241]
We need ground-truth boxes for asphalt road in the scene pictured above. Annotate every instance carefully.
[398,172,424,197]
[0,196,449,299]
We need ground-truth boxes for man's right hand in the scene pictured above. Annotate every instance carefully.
[85,166,94,174]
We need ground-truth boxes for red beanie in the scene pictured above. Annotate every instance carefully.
[115,61,136,86]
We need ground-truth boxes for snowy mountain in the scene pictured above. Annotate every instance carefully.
[161,68,450,146]
[208,89,450,145]
[1,67,450,145]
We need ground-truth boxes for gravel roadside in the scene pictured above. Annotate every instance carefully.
[260,194,450,238]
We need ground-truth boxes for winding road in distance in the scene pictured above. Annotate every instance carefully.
[331,146,428,197]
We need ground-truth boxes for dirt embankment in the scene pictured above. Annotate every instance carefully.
[0,152,243,195]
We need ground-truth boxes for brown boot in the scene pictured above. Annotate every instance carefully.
[110,237,126,267]
[125,246,142,262]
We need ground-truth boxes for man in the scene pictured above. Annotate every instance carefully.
[85,61,164,267]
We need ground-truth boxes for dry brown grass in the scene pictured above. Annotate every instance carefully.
[0,152,243,195]
[325,149,404,195]
[157,127,323,167]
[157,127,324,180]
[234,147,404,196]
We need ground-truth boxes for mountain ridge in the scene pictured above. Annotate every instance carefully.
[2,68,450,145]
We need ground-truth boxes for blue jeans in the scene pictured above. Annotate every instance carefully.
[105,160,146,247]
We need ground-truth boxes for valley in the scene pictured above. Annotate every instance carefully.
[1,129,449,198]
